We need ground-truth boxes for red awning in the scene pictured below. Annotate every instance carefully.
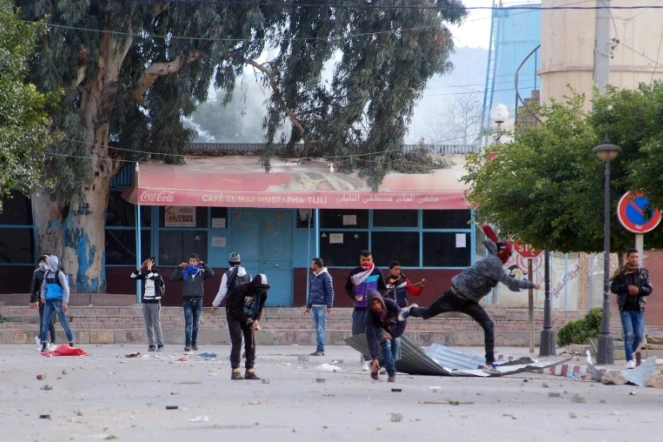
[122,156,469,209]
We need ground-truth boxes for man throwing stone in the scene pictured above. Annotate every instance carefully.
[400,225,540,374]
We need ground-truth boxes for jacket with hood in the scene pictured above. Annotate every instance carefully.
[610,266,653,312]
[30,255,49,303]
[226,274,270,324]
[169,263,215,300]
[451,239,536,303]
[364,290,405,360]
[385,273,423,308]
[131,268,163,303]
[307,268,334,309]
[212,265,251,308]
[40,256,71,304]
[345,266,387,309]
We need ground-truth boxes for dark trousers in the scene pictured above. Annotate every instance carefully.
[39,302,56,344]
[227,311,256,370]
[410,289,495,364]
[183,298,202,347]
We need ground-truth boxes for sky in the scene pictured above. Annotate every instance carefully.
[450,0,495,49]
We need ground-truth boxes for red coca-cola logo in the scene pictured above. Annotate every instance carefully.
[139,190,175,203]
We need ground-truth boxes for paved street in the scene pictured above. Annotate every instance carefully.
[0,344,659,442]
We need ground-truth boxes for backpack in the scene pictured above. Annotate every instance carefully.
[44,270,64,301]
[157,275,166,297]
[226,266,251,293]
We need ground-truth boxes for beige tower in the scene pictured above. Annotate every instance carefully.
[539,0,663,108]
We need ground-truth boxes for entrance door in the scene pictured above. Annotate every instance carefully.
[229,209,293,306]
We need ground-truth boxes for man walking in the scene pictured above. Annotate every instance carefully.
[170,253,214,352]
[131,257,165,352]
[305,257,334,356]
[400,226,540,374]
[39,255,74,351]
[30,255,55,349]
[610,248,653,369]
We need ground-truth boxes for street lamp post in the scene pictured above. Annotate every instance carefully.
[593,136,622,365]
[490,104,509,144]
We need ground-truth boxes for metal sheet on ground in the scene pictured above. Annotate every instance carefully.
[344,334,572,377]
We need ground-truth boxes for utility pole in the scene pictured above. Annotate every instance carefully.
[593,0,611,93]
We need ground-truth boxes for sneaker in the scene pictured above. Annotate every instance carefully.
[245,370,260,380]
[398,304,418,322]
[387,373,396,383]
[370,371,379,381]
[362,361,371,372]
[310,351,325,357]
[48,343,57,351]
[481,363,501,376]
[184,346,192,352]
[192,344,199,351]
[157,345,164,352]
[626,360,636,369]
[40,343,48,352]
[231,370,244,380]
[68,342,75,348]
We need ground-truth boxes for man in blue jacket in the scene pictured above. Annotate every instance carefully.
[305,257,334,356]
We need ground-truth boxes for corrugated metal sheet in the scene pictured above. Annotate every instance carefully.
[111,163,134,189]
[426,343,486,370]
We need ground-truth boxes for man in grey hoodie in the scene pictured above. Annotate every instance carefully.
[39,255,74,351]
[400,225,540,374]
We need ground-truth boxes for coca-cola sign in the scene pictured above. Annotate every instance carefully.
[139,190,175,204]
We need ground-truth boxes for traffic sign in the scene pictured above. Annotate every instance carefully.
[513,240,543,259]
[617,192,662,234]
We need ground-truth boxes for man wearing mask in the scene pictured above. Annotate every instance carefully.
[39,255,74,351]
[30,255,56,349]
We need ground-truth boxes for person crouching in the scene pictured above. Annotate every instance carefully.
[365,290,405,383]
[225,274,270,380]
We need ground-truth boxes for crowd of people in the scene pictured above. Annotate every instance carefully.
[34,224,658,382]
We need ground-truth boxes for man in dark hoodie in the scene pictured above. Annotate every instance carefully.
[365,290,405,383]
[400,226,540,374]
[170,253,214,352]
[225,274,270,380]
[30,255,55,348]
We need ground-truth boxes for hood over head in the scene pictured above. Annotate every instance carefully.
[367,289,387,322]
[45,255,59,272]
[249,274,270,290]
[482,225,512,264]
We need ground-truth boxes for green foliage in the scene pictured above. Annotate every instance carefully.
[0,0,57,208]
[557,307,603,346]
[463,86,663,253]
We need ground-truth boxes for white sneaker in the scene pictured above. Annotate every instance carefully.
[362,361,370,372]
[398,304,418,322]
[626,360,636,369]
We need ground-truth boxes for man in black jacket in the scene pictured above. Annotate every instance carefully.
[131,257,165,352]
[365,290,405,383]
[29,255,55,347]
[610,248,653,369]
[170,254,214,352]
[225,274,270,380]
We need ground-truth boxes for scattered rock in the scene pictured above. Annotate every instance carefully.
[600,399,607,403]
[36,374,46,381]
[41,385,53,391]
[548,392,561,398]
[601,371,628,386]
[292,429,297,433]
[316,378,326,384]
[503,414,517,420]
[645,373,663,388]
[76,410,84,416]
[170,392,179,396]
[261,379,271,384]
[610,411,620,416]
[629,391,637,396]
[523,379,528,383]
[391,413,403,423]
[298,355,309,362]
[570,394,586,404]
[62,370,68,375]
[542,382,549,388]
[248,400,261,406]
[105,436,119,440]
[569,412,577,419]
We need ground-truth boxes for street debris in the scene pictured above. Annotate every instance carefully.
[190,416,209,422]
[429,386,441,391]
[569,412,577,419]
[39,414,51,419]
[315,363,341,373]
[261,379,271,384]
[166,405,178,410]
[391,389,402,393]
[198,352,217,358]
[248,400,262,405]
[36,374,45,380]
[548,392,561,398]
[390,413,403,423]
[331,360,343,365]
[41,385,53,391]
[418,400,474,405]
[503,414,517,420]
[570,394,586,403]
[298,355,309,362]
[124,353,140,358]
[600,371,627,386]
[316,378,326,384]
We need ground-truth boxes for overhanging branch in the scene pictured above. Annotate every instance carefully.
[130,53,198,104]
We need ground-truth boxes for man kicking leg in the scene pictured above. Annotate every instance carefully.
[400,225,540,374]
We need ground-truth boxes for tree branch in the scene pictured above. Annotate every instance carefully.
[130,53,198,104]
[244,59,305,136]
[73,47,90,88]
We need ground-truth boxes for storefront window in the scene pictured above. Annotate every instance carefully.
[319,231,368,267]
[422,210,472,229]
[159,231,208,266]
[372,210,418,228]
[320,209,369,229]
[423,232,471,267]
[0,228,34,264]
[296,209,314,228]
[106,191,151,227]
[105,230,152,265]
[371,232,419,267]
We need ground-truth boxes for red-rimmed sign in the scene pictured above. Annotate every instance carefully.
[617,192,662,234]
[513,240,543,259]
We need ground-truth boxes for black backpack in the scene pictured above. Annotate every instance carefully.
[226,266,251,293]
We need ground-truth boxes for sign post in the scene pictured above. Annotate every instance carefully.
[514,240,543,354]
[617,192,662,263]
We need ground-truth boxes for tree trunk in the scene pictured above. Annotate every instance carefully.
[32,190,65,260]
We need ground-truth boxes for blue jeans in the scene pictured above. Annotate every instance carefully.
[311,306,327,352]
[620,310,645,362]
[183,298,203,347]
[374,327,401,376]
[41,299,73,344]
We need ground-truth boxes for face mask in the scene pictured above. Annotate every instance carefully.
[39,263,47,271]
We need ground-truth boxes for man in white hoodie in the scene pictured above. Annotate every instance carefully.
[212,252,251,352]
[304,257,334,356]
[39,255,74,351]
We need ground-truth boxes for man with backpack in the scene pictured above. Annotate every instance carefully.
[131,257,165,352]
[30,254,56,349]
[39,255,74,351]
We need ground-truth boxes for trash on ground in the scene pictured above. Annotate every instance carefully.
[125,352,141,358]
[390,413,403,423]
[316,378,326,384]
[298,355,309,362]
[391,388,402,393]
[36,374,46,380]
[166,405,178,410]
[39,414,51,419]
[418,400,474,405]
[41,385,53,391]
[261,379,271,384]
[331,360,343,365]
[41,344,88,357]
[198,352,217,358]
[315,363,341,373]
[190,416,209,422]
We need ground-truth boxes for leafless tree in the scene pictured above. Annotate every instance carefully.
[423,93,482,145]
